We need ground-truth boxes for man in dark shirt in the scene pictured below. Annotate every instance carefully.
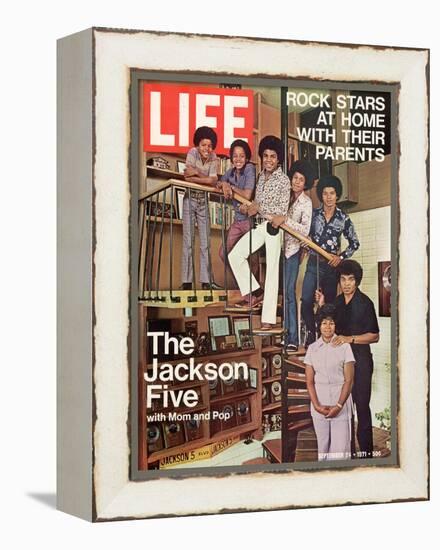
[317,259,379,458]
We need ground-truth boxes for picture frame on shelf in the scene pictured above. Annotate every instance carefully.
[174,187,186,220]
[248,368,258,390]
[208,315,231,352]
[238,328,255,350]
[194,332,211,356]
[176,160,186,174]
[233,317,253,349]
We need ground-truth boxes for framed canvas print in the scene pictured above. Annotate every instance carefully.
[57,27,429,522]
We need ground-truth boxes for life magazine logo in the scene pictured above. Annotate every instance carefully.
[143,83,254,156]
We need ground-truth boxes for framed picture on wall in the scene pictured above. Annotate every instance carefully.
[378,261,391,317]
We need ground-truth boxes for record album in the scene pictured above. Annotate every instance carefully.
[147,423,164,454]
[221,372,237,394]
[236,399,251,425]
[209,377,222,398]
[221,403,237,431]
[163,421,185,448]
[271,381,282,402]
[262,355,269,379]
[237,368,250,391]
[184,418,204,442]
[262,384,270,407]
[271,353,282,376]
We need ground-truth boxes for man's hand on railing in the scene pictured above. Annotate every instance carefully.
[300,241,310,250]
[270,214,286,228]
[183,166,198,178]
[327,253,342,267]
[220,181,233,200]
[246,201,259,217]
[225,186,334,263]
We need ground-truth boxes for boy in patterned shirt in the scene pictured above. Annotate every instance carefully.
[280,160,314,352]
[229,135,291,329]
[301,175,360,345]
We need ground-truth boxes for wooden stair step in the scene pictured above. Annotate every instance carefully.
[262,438,282,464]
[296,440,318,450]
[297,427,316,438]
[253,327,285,336]
[287,419,313,432]
[295,427,318,462]
[287,372,306,383]
[262,402,282,412]
[287,404,310,415]
[223,305,261,314]
[285,347,307,357]
[294,450,318,462]
[285,357,306,369]
[288,389,310,399]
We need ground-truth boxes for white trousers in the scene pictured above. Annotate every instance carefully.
[228,221,281,324]
[312,414,352,461]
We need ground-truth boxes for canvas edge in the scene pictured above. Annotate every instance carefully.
[56,27,95,522]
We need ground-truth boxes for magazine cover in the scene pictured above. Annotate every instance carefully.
[134,77,396,474]
[57,28,428,521]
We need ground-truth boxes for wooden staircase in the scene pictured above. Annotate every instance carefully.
[262,349,317,464]
[282,350,315,463]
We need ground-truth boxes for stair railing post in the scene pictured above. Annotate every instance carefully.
[188,188,197,302]
[144,197,153,299]
[155,189,167,301]
[203,190,214,302]
[220,195,228,305]
[147,192,160,301]
[138,197,147,299]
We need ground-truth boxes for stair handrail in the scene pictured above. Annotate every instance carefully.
[141,178,332,262]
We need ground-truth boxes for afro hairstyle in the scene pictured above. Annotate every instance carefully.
[316,174,343,202]
[193,126,218,149]
[229,139,252,162]
[337,259,363,286]
[287,160,315,190]
[258,135,284,165]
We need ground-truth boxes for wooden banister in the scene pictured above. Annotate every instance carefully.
[140,178,332,262]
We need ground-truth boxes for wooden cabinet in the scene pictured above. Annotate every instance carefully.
[261,346,283,426]
[333,161,359,206]
[138,304,263,470]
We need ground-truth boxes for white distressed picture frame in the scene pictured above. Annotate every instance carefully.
[57,28,429,521]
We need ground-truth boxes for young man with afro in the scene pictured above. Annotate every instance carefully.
[301,174,360,345]
[228,135,291,330]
